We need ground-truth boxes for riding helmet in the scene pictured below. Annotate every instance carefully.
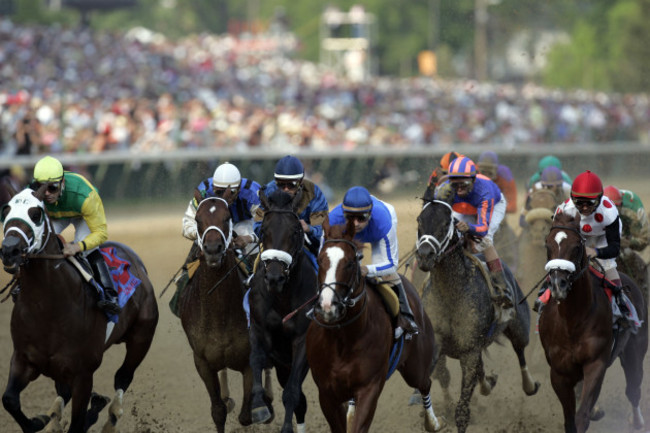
[274,155,304,180]
[540,166,564,187]
[212,162,241,189]
[538,155,562,172]
[447,156,477,178]
[603,185,623,206]
[571,170,603,199]
[342,186,373,214]
[439,151,463,171]
[33,156,64,183]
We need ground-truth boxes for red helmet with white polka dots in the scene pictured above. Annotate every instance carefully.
[571,170,603,200]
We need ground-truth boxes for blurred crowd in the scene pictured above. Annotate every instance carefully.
[1,18,650,156]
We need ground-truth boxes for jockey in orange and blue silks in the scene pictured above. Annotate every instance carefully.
[434,156,514,319]
[328,186,419,338]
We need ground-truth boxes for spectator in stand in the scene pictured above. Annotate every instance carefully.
[14,109,42,155]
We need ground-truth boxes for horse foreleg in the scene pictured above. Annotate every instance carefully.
[249,328,272,425]
[264,367,274,401]
[43,397,64,433]
[575,361,607,433]
[350,382,384,433]
[476,355,497,396]
[550,369,577,433]
[420,392,443,432]
[67,376,93,433]
[620,340,647,429]
[2,357,49,433]
[238,366,254,426]
[218,370,235,413]
[100,389,123,433]
[432,355,453,411]
[456,353,481,433]
[193,357,227,433]
[317,391,346,433]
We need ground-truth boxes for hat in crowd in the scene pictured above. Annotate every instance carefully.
[571,170,603,199]
[448,156,477,178]
[274,155,304,180]
[33,156,64,183]
[342,186,373,213]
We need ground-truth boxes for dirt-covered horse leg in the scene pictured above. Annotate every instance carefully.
[193,357,229,433]
[2,359,50,433]
[456,352,481,433]
[621,337,647,429]
[43,397,64,433]
[217,370,235,413]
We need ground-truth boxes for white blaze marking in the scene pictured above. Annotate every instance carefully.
[209,205,216,213]
[554,231,567,253]
[320,247,344,310]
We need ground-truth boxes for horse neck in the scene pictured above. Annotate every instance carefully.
[561,269,597,319]
[195,251,243,307]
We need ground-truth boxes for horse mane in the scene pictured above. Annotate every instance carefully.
[553,207,580,226]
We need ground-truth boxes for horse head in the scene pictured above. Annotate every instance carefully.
[258,188,304,293]
[1,186,51,273]
[194,191,233,267]
[313,217,364,324]
[415,198,460,271]
[544,208,587,301]
[525,207,554,247]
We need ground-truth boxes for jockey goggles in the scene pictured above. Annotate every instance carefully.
[572,197,599,209]
[213,186,239,197]
[344,212,371,223]
[34,181,61,194]
[276,179,300,190]
[450,179,472,190]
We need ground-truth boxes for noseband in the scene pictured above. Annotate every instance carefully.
[310,238,367,328]
[196,197,233,253]
[259,208,304,276]
[545,224,588,285]
[416,200,461,263]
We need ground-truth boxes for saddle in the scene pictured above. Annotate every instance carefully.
[367,278,400,319]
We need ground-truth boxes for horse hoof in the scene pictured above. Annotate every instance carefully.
[526,381,541,396]
[90,393,111,412]
[590,406,605,421]
[223,397,235,414]
[251,406,272,424]
[425,415,446,432]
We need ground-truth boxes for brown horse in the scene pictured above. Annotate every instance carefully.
[177,192,255,433]
[306,218,442,433]
[516,206,554,306]
[539,209,648,433]
[0,186,158,433]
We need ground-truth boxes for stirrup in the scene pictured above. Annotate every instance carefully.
[98,298,121,315]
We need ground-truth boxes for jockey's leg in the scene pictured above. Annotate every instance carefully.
[387,274,419,338]
[605,268,630,320]
[89,249,121,315]
[484,244,514,310]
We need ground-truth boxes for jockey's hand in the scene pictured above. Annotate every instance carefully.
[63,242,81,257]
[586,247,598,259]
[361,265,369,277]
[300,220,311,234]
[233,234,253,249]
[455,221,470,233]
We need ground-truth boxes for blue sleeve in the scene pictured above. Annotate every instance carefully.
[303,184,330,241]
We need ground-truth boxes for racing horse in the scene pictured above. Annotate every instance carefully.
[415,198,539,433]
[306,218,442,433]
[0,186,158,433]
[177,191,254,433]
[539,208,648,433]
[248,188,317,433]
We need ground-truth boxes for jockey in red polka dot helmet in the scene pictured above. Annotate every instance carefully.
[553,170,631,321]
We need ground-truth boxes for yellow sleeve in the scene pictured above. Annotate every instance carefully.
[79,190,108,251]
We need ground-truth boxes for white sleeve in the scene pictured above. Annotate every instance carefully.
[366,204,399,278]
[182,200,198,240]
[233,218,255,238]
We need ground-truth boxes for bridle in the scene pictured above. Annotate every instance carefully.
[259,208,304,277]
[544,224,588,286]
[309,238,367,329]
[195,197,233,253]
[415,200,462,263]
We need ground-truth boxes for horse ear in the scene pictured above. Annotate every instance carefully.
[322,214,331,238]
[344,216,356,240]
[33,183,47,201]
[290,187,303,213]
[259,186,269,210]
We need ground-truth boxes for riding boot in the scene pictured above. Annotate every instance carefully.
[611,279,630,325]
[486,259,514,309]
[89,250,121,315]
[394,281,419,338]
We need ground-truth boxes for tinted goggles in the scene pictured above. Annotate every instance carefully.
[213,187,239,197]
[276,180,300,190]
[344,212,371,223]
[573,197,599,208]
[35,182,61,194]
[450,180,472,190]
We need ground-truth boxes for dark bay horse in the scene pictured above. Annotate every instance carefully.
[0,187,158,433]
[178,192,254,433]
[306,218,442,433]
[248,189,317,433]
[415,198,539,433]
[539,208,648,433]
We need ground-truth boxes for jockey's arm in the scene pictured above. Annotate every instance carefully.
[79,190,108,252]
[181,199,198,241]
[595,216,622,259]
[366,232,399,278]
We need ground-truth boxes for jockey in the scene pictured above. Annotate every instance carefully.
[603,185,650,252]
[527,154,572,189]
[328,186,419,338]
[172,162,263,315]
[434,156,514,316]
[424,151,464,199]
[519,166,570,228]
[553,171,629,319]
[31,156,120,315]
[477,151,517,214]
[255,155,329,259]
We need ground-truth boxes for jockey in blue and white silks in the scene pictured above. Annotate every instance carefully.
[329,186,419,338]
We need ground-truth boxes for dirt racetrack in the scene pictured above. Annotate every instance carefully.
[1,179,649,433]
